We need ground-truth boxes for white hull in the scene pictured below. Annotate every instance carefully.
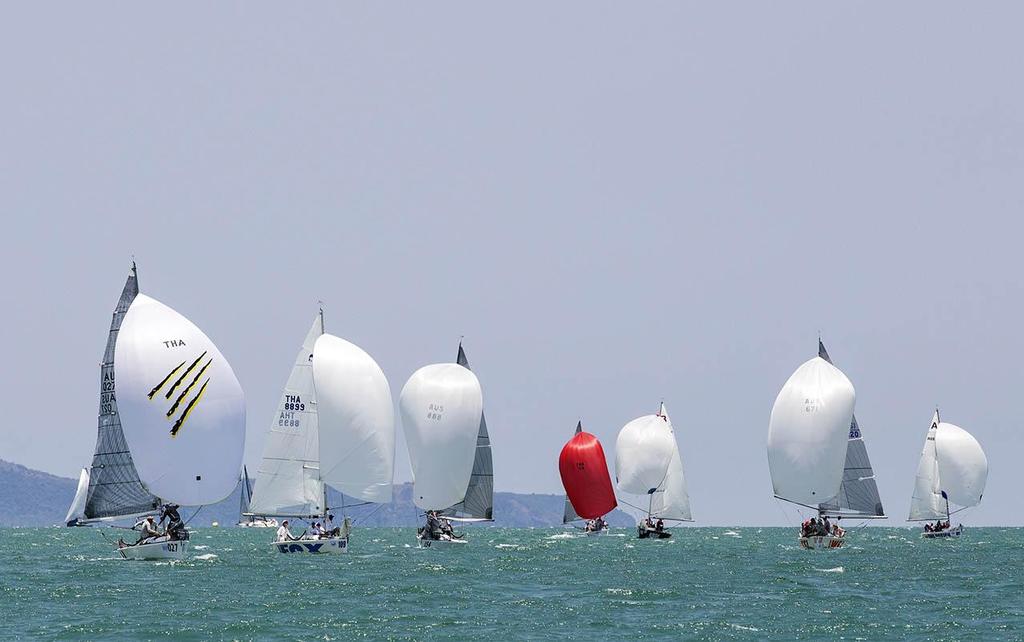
[585,527,609,537]
[417,535,468,548]
[273,537,348,554]
[922,525,963,539]
[118,539,189,560]
[799,535,845,550]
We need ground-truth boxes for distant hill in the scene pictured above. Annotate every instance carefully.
[0,459,633,528]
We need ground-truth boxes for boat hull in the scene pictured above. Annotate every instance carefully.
[118,539,189,560]
[273,538,348,554]
[584,527,609,537]
[799,535,845,549]
[638,526,671,539]
[417,535,468,548]
[922,525,963,539]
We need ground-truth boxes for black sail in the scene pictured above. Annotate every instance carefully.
[816,340,885,518]
[439,343,494,520]
[83,265,162,520]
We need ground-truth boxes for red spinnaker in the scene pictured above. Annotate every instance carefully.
[558,425,617,519]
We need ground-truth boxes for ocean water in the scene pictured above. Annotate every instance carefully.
[1,527,1021,640]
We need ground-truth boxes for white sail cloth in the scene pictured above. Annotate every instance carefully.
[767,356,855,507]
[249,316,324,517]
[64,468,90,525]
[400,364,483,511]
[115,294,246,506]
[313,334,396,504]
[909,413,987,519]
[615,403,691,521]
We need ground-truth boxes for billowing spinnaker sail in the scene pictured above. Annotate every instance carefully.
[440,343,494,520]
[935,422,988,509]
[400,364,483,511]
[816,342,884,517]
[65,468,90,526]
[84,267,161,520]
[908,412,944,521]
[115,294,246,506]
[615,415,676,496]
[249,315,324,517]
[314,333,395,504]
[767,356,855,506]
[559,425,617,520]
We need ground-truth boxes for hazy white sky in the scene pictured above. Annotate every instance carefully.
[2,3,1021,525]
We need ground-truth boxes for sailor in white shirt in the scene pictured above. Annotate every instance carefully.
[276,520,296,542]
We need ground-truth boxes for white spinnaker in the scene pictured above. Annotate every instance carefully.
[615,414,676,496]
[64,468,90,524]
[935,422,988,509]
[249,315,325,517]
[767,356,855,507]
[650,404,691,521]
[908,413,945,521]
[400,364,483,511]
[314,334,396,504]
[115,294,246,506]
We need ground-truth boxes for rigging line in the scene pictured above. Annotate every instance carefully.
[352,502,385,526]
[183,506,204,527]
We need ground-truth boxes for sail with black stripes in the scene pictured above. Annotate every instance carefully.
[816,340,885,518]
[438,342,494,521]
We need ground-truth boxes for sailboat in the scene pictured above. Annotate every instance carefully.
[247,310,396,554]
[614,403,692,539]
[767,341,857,550]
[402,343,487,548]
[236,466,276,528]
[908,410,988,539]
[559,422,617,536]
[66,263,246,560]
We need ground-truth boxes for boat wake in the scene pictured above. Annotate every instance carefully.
[815,566,844,573]
[194,553,218,561]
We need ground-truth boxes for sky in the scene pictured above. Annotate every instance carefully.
[2,3,1021,525]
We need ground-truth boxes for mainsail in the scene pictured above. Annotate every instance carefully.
[908,411,988,521]
[65,468,90,526]
[400,363,484,511]
[438,343,494,521]
[767,353,855,507]
[558,423,617,520]
[239,466,254,519]
[562,423,583,524]
[815,341,885,518]
[249,314,325,517]
[82,265,161,521]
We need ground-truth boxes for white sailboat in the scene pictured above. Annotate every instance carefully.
[908,410,988,539]
[66,263,246,560]
[247,310,396,554]
[402,343,488,548]
[614,403,692,539]
[236,466,277,528]
[767,342,857,550]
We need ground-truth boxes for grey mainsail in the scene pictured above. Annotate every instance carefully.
[239,465,253,518]
[82,264,161,520]
[439,343,494,520]
[816,340,885,518]
[562,422,583,523]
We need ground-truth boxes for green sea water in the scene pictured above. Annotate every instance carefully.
[1,527,1021,640]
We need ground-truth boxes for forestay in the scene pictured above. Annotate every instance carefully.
[83,266,162,521]
[249,315,325,517]
[439,344,494,521]
[115,294,246,506]
[816,341,884,518]
[767,356,855,507]
[314,333,396,504]
[401,364,483,511]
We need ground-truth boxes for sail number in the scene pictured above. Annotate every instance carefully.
[279,395,305,427]
[803,397,821,413]
[100,369,116,415]
[426,403,444,421]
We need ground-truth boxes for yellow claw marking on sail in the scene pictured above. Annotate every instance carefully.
[148,360,186,399]
[166,359,212,418]
[165,351,208,399]
[170,379,209,437]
